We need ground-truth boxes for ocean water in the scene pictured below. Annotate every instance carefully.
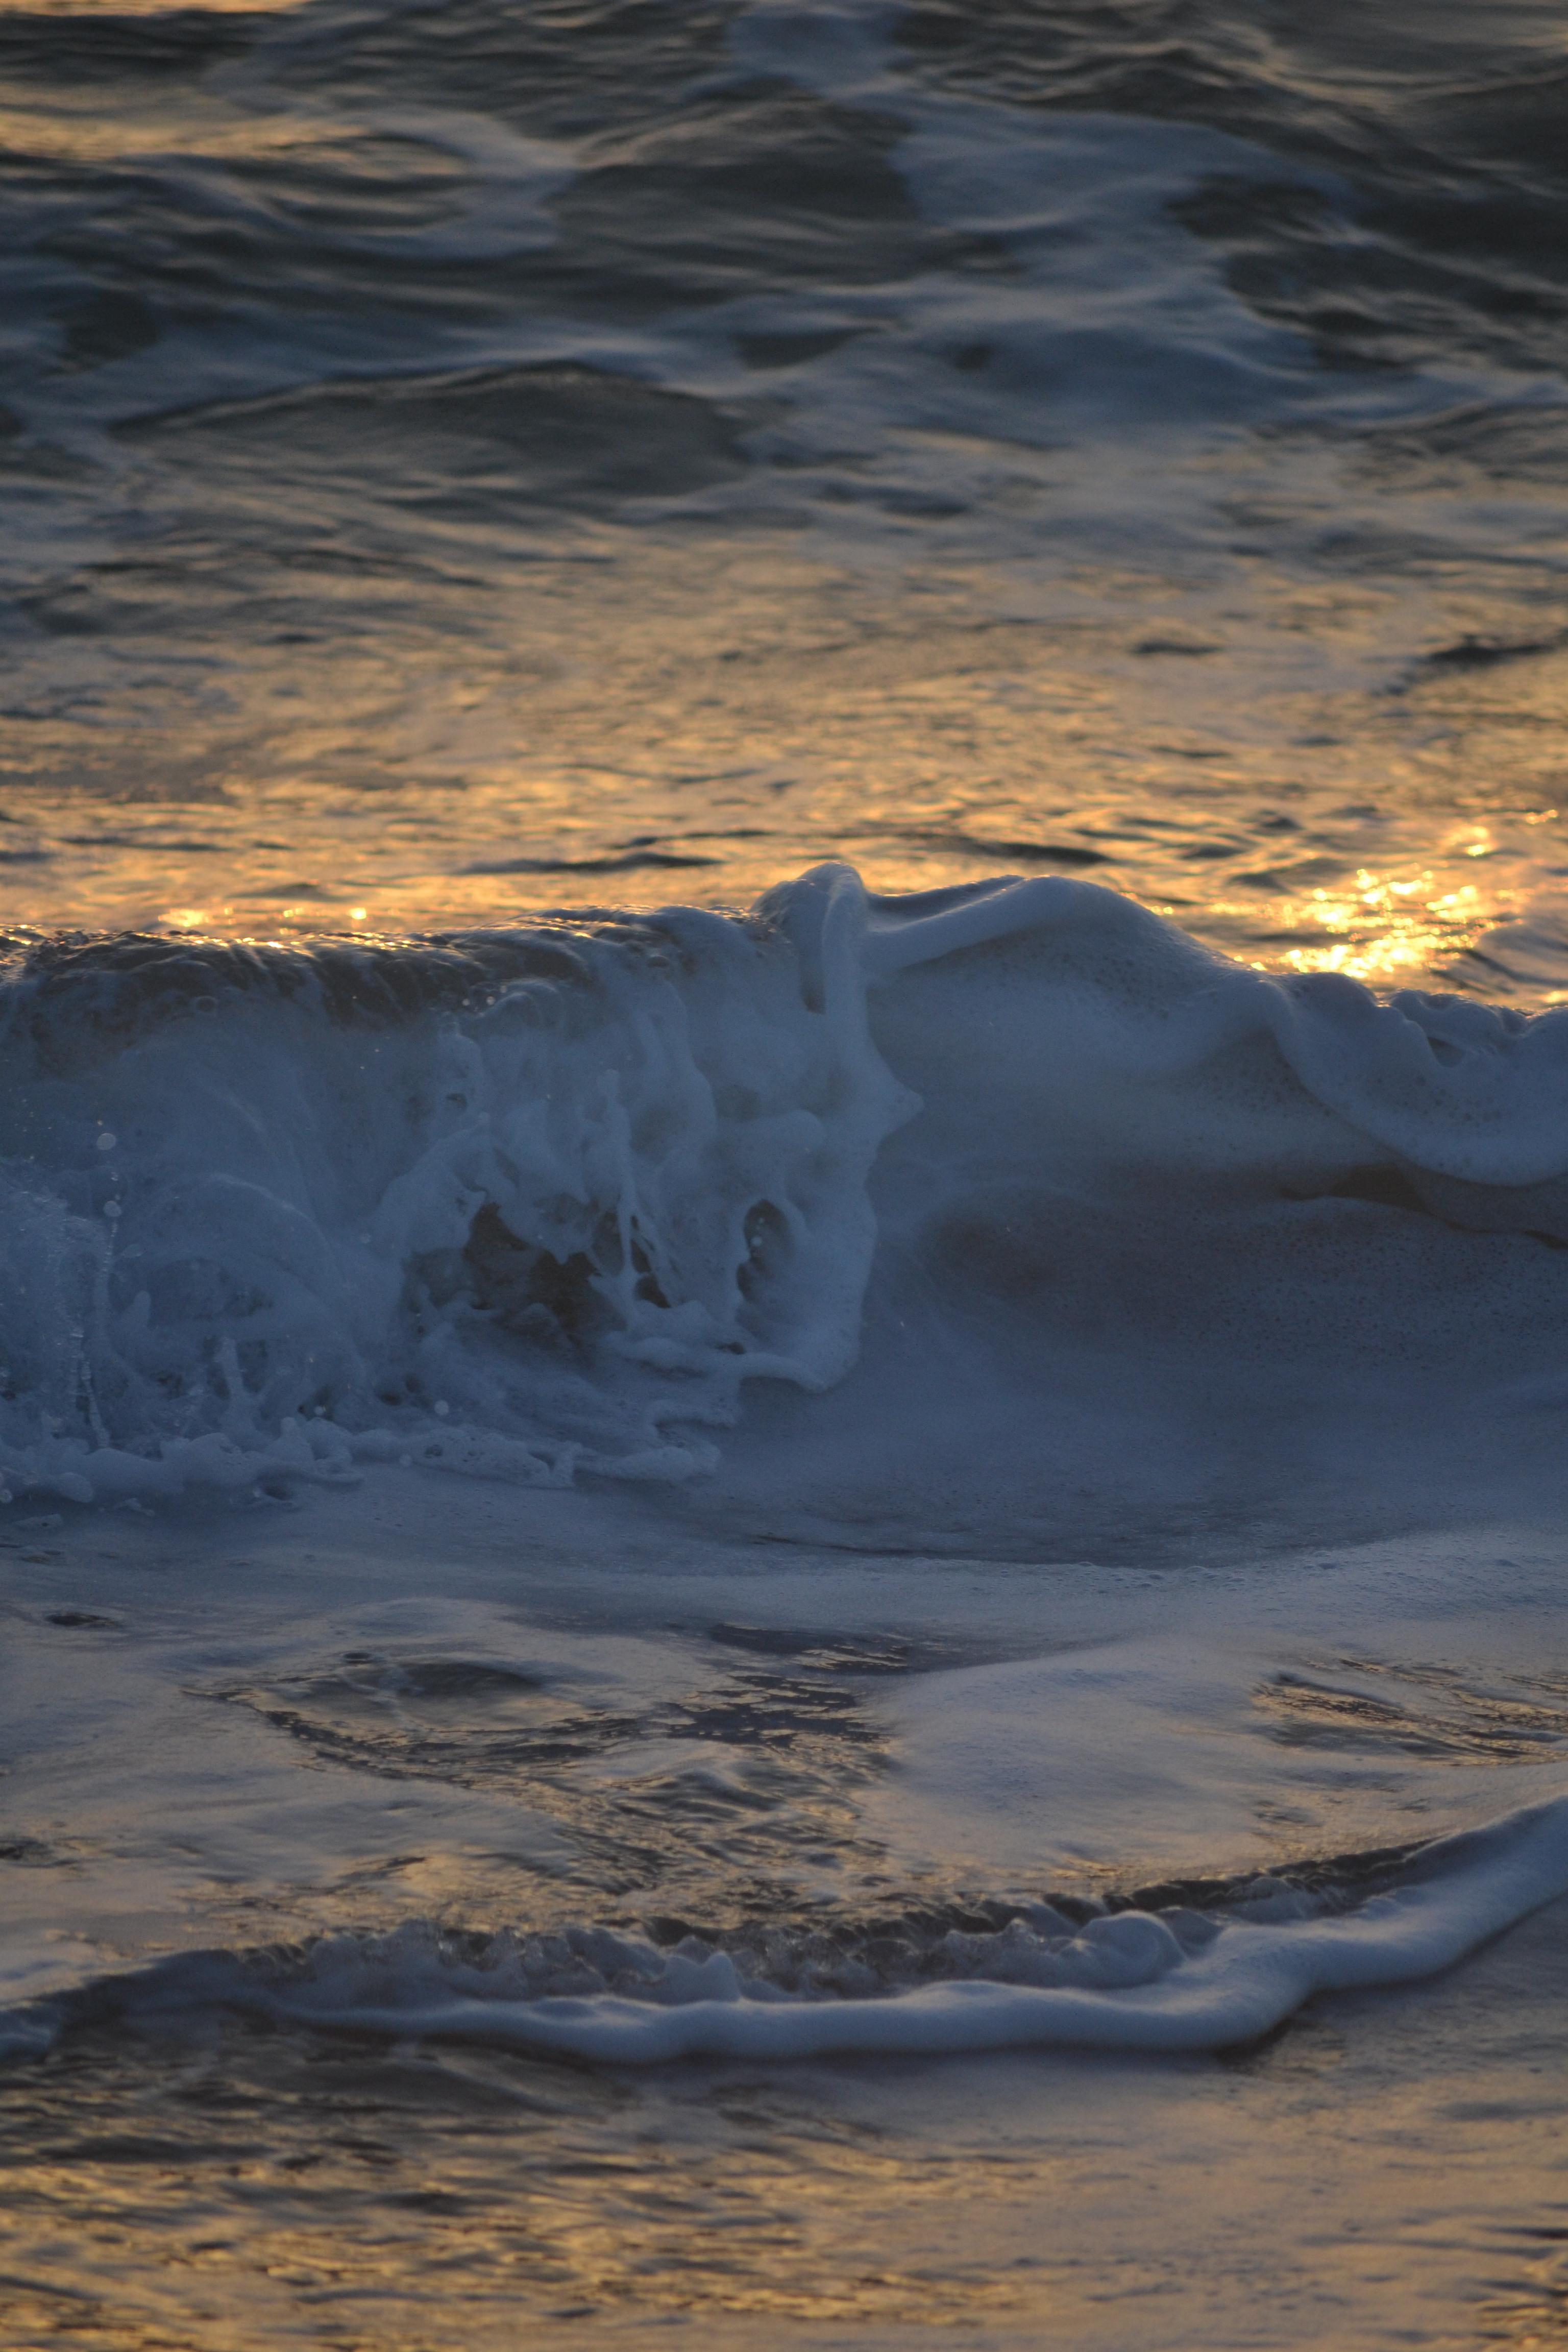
[4,1,1568,2343]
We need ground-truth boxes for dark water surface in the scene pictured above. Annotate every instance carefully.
[1,0,1566,975]
[5,4,1568,2345]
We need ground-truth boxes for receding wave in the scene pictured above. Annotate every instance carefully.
[7,1797,1566,2065]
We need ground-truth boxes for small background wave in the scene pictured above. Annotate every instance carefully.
[0,0,1563,988]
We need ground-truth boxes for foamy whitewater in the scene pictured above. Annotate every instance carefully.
[10,864,1568,1511]
[6,864,1568,2067]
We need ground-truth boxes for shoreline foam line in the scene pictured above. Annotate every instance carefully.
[6,1795,1564,2069]
[258,1795,1568,2061]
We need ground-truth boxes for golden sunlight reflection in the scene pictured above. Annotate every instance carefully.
[1278,854,1502,986]
[1259,808,1568,991]
[19,0,311,13]
[5,547,1568,1004]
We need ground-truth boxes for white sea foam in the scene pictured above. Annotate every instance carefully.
[4,865,1568,1508]
[8,1796,1565,2066]
[0,890,908,1502]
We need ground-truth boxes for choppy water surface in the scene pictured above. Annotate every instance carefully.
[3,0,1568,980]
[5,3,1568,2344]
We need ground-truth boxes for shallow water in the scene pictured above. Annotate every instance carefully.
[7,1901,1568,2351]
[4,0,1568,2342]
[6,1495,1568,2346]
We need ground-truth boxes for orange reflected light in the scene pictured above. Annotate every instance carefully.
[1281,866,1499,984]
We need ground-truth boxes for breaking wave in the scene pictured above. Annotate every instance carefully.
[4,863,1568,1508]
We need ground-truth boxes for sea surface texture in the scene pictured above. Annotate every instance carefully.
[4,3,1568,2346]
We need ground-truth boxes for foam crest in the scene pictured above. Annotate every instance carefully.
[5,865,1568,1509]
[8,1798,1565,2066]
[852,869,1568,1184]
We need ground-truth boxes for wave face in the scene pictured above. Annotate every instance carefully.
[5,864,1568,1511]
